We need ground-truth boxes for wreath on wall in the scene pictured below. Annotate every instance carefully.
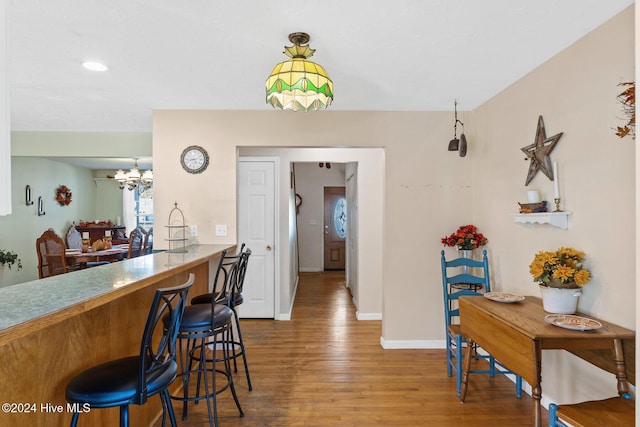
[56,185,72,206]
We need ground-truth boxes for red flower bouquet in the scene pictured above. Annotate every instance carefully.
[441,224,488,250]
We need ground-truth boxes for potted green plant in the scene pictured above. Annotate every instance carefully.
[0,249,23,271]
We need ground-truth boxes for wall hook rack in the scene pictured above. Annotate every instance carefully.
[25,185,33,206]
[37,196,45,216]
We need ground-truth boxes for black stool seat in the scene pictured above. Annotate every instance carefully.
[64,275,194,427]
[66,356,177,407]
[179,303,233,333]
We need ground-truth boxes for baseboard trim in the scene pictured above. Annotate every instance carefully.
[275,274,298,321]
[356,312,382,320]
[379,338,446,349]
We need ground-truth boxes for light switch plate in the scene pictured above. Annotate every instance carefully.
[215,224,228,236]
[190,225,198,236]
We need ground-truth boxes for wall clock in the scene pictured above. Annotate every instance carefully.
[180,145,209,174]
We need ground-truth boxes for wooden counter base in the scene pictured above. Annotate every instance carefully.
[0,245,231,427]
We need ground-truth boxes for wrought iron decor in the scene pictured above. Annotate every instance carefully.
[521,116,562,185]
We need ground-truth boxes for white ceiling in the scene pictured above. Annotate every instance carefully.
[7,0,635,166]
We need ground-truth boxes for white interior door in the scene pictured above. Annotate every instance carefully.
[237,159,275,318]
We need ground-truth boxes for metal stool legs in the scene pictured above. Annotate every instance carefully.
[173,316,243,427]
[229,307,252,391]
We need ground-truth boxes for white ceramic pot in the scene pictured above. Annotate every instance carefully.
[539,285,581,314]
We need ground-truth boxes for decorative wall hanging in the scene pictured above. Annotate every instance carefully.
[266,32,333,111]
[37,196,45,216]
[615,81,635,139]
[447,100,467,157]
[56,185,73,206]
[25,185,33,206]
[295,194,302,214]
[521,116,563,186]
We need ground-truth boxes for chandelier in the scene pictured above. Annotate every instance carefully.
[113,159,153,191]
[265,32,333,112]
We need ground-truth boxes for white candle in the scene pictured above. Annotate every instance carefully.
[553,162,559,199]
[82,232,90,239]
[527,190,540,203]
[105,230,111,237]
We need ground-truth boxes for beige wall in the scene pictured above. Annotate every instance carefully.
[473,7,634,405]
[152,6,634,406]
[153,111,468,325]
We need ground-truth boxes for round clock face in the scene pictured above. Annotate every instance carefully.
[180,146,209,174]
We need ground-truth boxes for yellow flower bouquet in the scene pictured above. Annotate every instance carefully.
[529,247,591,289]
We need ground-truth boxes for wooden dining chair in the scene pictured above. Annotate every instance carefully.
[66,225,109,269]
[143,227,153,254]
[36,228,68,278]
[66,225,82,250]
[548,340,635,427]
[127,227,145,258]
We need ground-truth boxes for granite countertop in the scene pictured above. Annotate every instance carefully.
[0,244,233,333]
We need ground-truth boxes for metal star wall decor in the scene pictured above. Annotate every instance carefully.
[521,116,563,186]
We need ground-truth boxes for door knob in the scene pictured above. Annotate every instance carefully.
[266,245,272,251]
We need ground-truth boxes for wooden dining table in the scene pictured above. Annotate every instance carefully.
[65,244,129,266]
[458,295,635,427]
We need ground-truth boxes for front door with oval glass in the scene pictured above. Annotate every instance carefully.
[324,186,346,270]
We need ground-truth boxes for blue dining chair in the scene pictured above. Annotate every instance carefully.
[441,249,522,397]
[65,274,194,427]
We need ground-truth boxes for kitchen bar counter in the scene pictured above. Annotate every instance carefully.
[0,244,234,427]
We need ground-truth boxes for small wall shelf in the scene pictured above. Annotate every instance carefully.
[513,211,572,230]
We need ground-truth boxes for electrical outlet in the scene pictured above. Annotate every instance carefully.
[215,224,228,237]
[190,225,198,236]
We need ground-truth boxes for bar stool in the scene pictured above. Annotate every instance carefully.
[172,252,244,427]
[191,246,252,390]
[65,274,194,427]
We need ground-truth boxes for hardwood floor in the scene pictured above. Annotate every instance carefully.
[157,271,541,426]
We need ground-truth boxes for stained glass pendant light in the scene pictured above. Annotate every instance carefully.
[265,32,333,111]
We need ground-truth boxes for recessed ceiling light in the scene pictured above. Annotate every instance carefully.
[82,61,108,72]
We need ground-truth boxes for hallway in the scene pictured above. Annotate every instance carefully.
[159,271,537,426]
